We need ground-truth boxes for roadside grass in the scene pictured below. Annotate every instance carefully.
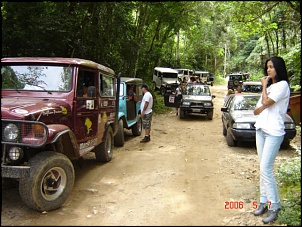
[275,128,301,226]
[214,75,228,85]
[151,89,174,114]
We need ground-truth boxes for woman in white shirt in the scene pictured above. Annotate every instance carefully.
[253,56,290,224]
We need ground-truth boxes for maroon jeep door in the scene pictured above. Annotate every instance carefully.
[74,68,98,142]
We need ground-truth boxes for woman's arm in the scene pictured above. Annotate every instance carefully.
[253,76,275,115]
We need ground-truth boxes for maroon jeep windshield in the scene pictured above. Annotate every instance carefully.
[2,65,73,92]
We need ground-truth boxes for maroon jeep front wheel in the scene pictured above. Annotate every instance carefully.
[19,151,75,212]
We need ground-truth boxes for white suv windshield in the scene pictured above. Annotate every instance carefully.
[162,72,178,78]
[2,65,73,92]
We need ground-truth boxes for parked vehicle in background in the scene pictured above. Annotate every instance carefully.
[194,70,214,86]
[242,81,262,93]
[164,83,215,120]
[221,93,296,148]
[114,77,143,146]
[174,68,193,83]
[288,91,301,125]
[227,72,249,91]
[1,57,120,212]
[152,67,179,95]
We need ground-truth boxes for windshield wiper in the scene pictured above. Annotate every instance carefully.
[27,84,52,94]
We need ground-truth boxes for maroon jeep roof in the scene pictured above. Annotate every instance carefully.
[1,57,115,75]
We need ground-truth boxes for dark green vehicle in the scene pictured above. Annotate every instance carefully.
[227,72,249,91]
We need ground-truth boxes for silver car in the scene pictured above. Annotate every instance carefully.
[221,93,296,148]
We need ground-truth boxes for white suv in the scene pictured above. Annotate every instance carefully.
[152,67,179,95]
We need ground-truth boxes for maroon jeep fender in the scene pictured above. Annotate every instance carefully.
[47,124,80,160]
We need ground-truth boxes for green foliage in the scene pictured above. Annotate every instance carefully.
[141,80,172,115]
[1,1,300,89]
[282,43,301,87]
[214,75,227,85]
[291,85,301,92]
[275,145,301,226]
[151,90,173,114]
[276,157,301,186]
[277,187,301,226]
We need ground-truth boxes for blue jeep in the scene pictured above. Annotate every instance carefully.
[114,77,144,146]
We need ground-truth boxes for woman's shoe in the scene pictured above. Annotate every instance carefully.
[253,203,268,216]
[262,209,281,224]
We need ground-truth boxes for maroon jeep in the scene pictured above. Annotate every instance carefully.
[1,57,120,211]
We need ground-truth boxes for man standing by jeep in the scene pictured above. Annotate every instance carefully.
[140,84,153,143]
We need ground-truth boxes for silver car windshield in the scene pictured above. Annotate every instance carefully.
[232,96,260,110]
[2,65,73,92]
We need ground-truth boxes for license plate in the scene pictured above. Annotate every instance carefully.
[192,109,200,113]
[169,96,175,103]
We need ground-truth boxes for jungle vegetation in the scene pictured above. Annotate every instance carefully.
[1,1,301,87]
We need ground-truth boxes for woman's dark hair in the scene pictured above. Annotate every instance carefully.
[264,56,289,87]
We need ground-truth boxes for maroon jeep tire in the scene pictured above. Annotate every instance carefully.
[95,126,113,162]
[19,151,75,212]
[114,119,125,147]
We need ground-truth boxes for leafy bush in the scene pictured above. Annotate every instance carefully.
[276,156,301,186]
[282,43,301,87]
[275,145,301,226]
[151,89,173,114]
[214,75,227,85]
[277,189,301,226]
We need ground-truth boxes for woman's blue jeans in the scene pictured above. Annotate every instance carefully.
[256,129,283,210]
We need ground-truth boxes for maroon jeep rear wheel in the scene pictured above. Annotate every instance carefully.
[95,126,113,162]
[114,119,125,147]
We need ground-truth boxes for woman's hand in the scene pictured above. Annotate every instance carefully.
[260,76,270,87]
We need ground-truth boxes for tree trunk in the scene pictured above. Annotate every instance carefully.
[264,33,271,57]
[267,31,275,56]
[176,31,180,67]
[274,29,279,55]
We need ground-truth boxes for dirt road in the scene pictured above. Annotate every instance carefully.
[1,85,300,226]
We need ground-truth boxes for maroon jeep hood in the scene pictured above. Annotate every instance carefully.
[1,97,71,120]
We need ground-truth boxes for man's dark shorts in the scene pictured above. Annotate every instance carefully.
[142,113,152,130]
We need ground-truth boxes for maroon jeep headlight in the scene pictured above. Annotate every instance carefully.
[4,123,19,141]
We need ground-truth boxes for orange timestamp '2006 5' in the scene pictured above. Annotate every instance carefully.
[225,201,272,210]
